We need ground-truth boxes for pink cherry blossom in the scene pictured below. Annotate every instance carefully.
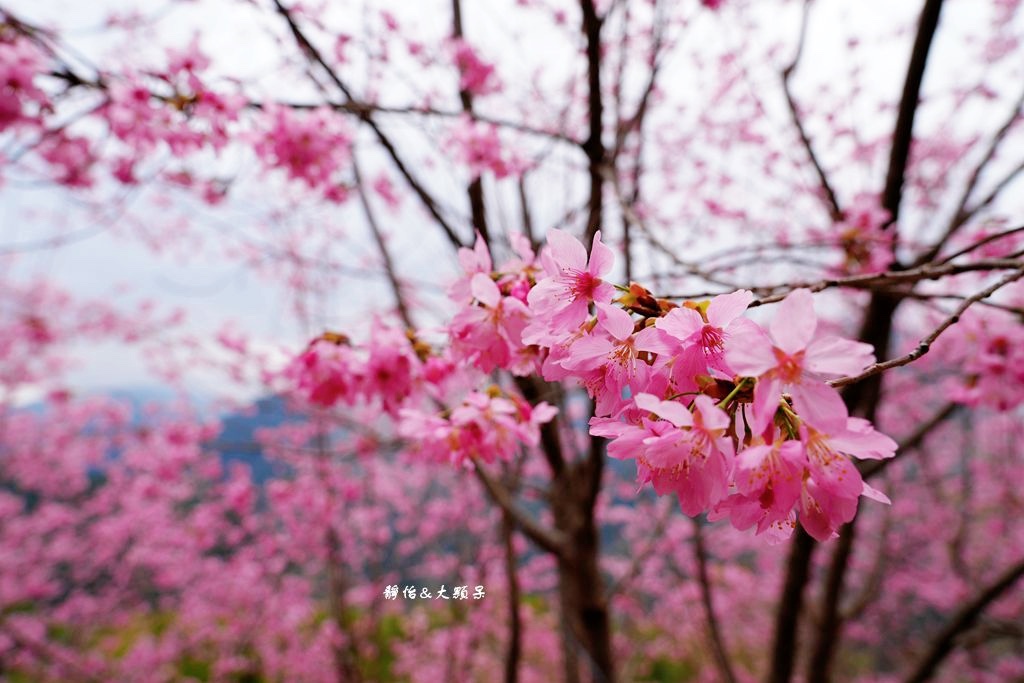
[525,229,615,344]
[726,288,874,432]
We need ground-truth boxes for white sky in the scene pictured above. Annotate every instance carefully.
[1,0,1019,401]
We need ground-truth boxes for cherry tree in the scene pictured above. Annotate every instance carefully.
[1,0,1024,681]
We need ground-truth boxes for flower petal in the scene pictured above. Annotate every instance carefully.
[634,393,693,428]
[769,288,817,354]
[707,289,753,327]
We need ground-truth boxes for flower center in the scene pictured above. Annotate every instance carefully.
[560,268,599,302]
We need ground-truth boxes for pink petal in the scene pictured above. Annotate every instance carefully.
[769,288,817,354]
[829,418,897,460]
[805,337,875,377]
[725,324,776,376]
[634,393,693,428]
[750,376,781,434]
[546,228,587,270]
[861,482,891,504]
[470,272,501,308]
[634,326,677,355]
[588,230,615,277]
[596,302,634,341]
[789,381,848,434]
[692,395,729,431]
[656,306,703,342]
[561,334,613,370]
[707,289,753,327]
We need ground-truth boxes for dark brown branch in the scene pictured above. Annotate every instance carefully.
[452,0,491,245]
[605,499,672,599]
[841,514,893,621]
[830,266,1024,388]
[903,557,1024,683]
[767,529,816,683]
[747,257,1024,307]
[694,520,739,683]
[518,176,536,248]
[882,0,945,225]
[805,524,856,683]
[580,0,605,245]
[515,376,567,477]
[782,0,843,222]
[472,459,567,557]
[936,224,1024,265]
[499,466,524,683]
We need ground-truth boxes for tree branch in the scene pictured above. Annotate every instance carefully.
[903,557,1024,683]
[767,528,816,683]
[472,458,567,557]
[829,266,1024,389]
[351,157,413,328]
[270,0,466,250]
[452,0,491,245]
[915,88,1024,265]
[580,0,606,245]
[805,524,856,683]
[746,257,1024,307]
[882,0,946,226]
[782,0,843,222]
[862,401,960,480]
[694,519,739,683]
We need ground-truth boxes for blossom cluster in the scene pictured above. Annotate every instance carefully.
[288,229,900,542]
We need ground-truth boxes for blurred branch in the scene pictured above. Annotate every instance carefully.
[902,556,1024,683]
[767,528,816,683]
[936,225,1024,265]
[862,401,960,480]
[915,88,1024,265]
[781,0,843,223]
[693,519,739,683]
[580,0,605,246]
[270,0,466,250]
[882,0,945,227]
[605,498,672,599]
[746,257,1024,306]
[352,156,413,328]
[472,458,567,558]
[452,0,490,245]
[805,524,856,683]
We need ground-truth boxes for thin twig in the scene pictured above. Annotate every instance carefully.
[781,0,842,222]
[830,267,1024,388]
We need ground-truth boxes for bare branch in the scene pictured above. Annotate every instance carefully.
[915,89,1024,264]
[781,0,843,222]
[580,0,606,246]
[882,0,946,226]
[806,524,856,683]
[862,401,960,480]
[746,257,1024,307]
[452,0,491,245]
[351,156,413,328]
[767,529,816,683]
